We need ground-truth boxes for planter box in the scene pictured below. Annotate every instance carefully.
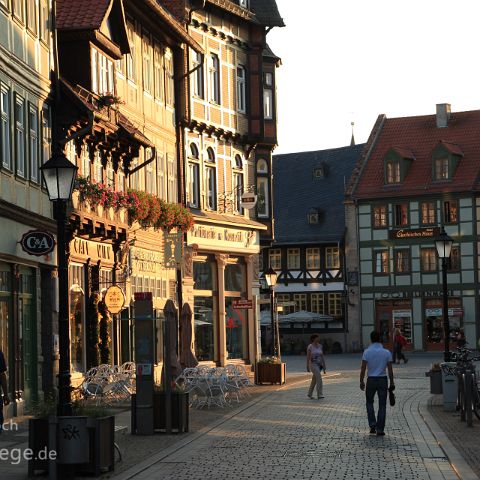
[28,417,50,476]
[255,362,286,385]
[131,392,189,434]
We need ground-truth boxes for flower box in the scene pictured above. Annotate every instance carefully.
[255,362,286,385]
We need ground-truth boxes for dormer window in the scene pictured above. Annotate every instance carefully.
[308,208,319,224]
[91,47,114,95]
[383,147,415,185]
[238,0,249,8]
[432,141,463,181]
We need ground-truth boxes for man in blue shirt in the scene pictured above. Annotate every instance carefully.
[0,350,9,434]
[359,331,395,436]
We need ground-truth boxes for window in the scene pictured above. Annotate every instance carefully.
[328,293,342,317]
[277,293,293,315]
[238,0,249,7]
[447,246,460,272]
[308,208,319,225]
[443,200,458,224]
[393,203,408,227]
[306,248,320,269]
[166,153,176,203]
[153,44,164,101]
[386,161,400,184]
[126,23,136,82]
[394,249,410,274]
[313,166,325,178]
[145,148,155,193]
[81,145,90,178]
[13,0,25,23]
[233,154,243,214]
[375,250,389,274]
[106,161,114,189]
[208,54,220,103]
[39,0,49,42]
[373,205,388,228]
[188,143,200,208]
[269,249,281,270]
[93,150,102,183]
[256,159,269,218]
[27,0,38,35]
[118,168,125,192]
[311,293,325,314]
[236,65,246,113]
[156,152,165,200]
[28,105,39,183]
[192,51,204,98]
[325,247,340,269]
[294,294,307,312]
[142,33,152,93]
[1,86,11,170]
[264,72,273,119]
[287,248,300,269]
[165,50,174,107]
[435,157,450,180]
[14,94,26,177]
[421,248,437,272]
[421,201,436,225]
[41,106,51,167]
[92,48,114,95]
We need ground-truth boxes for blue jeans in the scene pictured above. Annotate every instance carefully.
[366,377,388,432]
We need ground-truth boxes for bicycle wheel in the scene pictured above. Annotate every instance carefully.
[473,376,480,420]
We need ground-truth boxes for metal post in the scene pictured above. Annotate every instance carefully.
[273,293,280,359]
[55,200,72,416]
[442,257,450,363]
[269,287,275,356]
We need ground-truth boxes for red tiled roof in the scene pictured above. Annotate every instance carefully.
[56,0,112,30]
[352,109,480,199]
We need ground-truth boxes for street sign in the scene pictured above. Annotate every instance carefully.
[104,285,125,314]
[232,299,253,309]
[20,230,55,256]
[240,192,257,210]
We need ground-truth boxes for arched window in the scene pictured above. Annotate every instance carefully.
[256,158,269,218]
[188,143,200,208]
[205,147,217,210]
[233,154,244,214]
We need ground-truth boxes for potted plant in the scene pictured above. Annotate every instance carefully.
[425,363,443,394]
[131,386,189,434]
[255,356,286,385]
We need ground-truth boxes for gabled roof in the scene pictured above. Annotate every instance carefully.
[349,109,480,200]
[390,146,415,160]
[56,0,113,31]
[273,144,364,245]
[250,0,285,27]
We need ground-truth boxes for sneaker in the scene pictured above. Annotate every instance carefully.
[376,431,385,436]
[369,427,376,434]
[318,395,325,399]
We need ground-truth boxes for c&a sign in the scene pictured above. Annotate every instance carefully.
[20,230,56,256]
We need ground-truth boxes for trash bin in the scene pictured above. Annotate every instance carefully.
[56,416,89,464]
[426,369,443,394]
[440,362,457,411]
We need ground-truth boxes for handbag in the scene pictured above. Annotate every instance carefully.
[388,385,395,406]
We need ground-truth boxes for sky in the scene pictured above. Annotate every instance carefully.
[267,0,480,154]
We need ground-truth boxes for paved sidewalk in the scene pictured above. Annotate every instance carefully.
[113,356,475,480]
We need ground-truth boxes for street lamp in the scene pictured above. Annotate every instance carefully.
[40,152,78,416]
[434,227,454,362]
[264,267,280,357]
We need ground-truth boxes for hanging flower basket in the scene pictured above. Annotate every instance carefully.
[74,176,194,232]
[97,93,125,108]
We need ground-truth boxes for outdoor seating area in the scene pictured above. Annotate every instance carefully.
[73,362,136,406]
[175,364,253,409]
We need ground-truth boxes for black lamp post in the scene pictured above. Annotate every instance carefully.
[264,267,279,357]
[40,152,78,416]
[434,227,454,363]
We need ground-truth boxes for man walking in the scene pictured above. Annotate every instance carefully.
[359,331,394,436]
[0,349,10,434]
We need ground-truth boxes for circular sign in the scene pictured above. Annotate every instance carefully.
[20,230,56,256]
[240,192,257,209]
[104,285,125,314]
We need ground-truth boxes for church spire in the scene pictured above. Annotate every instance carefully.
[350,121,355,146]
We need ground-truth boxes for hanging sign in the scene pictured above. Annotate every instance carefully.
[20,230,56,256]
[240,192,257,210]
[104,285,125,314]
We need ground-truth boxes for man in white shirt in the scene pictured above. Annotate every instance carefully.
[359,331,395,436]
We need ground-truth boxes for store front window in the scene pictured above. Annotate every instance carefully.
[225,259,246,360]
[376,299,412,349]
[69,264,85,372]
[424,298,462,351]
[0,266,11,382]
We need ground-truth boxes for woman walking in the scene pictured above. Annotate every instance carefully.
[306,334,326,399]
[393,328,408,364]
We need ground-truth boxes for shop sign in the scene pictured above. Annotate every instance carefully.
[188,224,258,253]
[425,308,463,317]
[240,192,257,210]
[164,232,183,269]
[388,227,440,240]
[131,247,163,274]
[232,299,253,309]
[104,285,125,314]
[20,230,55,256]
[380,290,454,299]
[71,238,113,263]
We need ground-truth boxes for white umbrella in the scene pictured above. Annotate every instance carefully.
[278,310,334,324]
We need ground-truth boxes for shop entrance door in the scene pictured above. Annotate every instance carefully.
[375,300,412,351]
[424,298,462,351]
[392,310,413,350]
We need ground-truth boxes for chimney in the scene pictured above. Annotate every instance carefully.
[436,103,451,128]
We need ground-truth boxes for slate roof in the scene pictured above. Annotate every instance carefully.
[250,0,285,27]
[350,108,480,200]
[273,144,365,245]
